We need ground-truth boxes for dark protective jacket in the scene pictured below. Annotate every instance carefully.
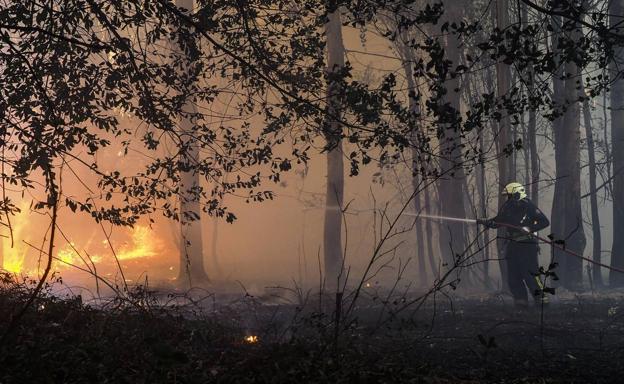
[490,198,550,240]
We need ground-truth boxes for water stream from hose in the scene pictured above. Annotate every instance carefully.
[324,206,478,224]
[402,212,477,224]
[323,205,624,273]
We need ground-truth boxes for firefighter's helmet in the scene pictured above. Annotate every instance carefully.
[502,182,527,200]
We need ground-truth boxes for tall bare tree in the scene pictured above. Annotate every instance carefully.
[393,23,428,285]
[610,0,624,287]
[323,3,346,291]
[551,12,586,289]
[437,1,468,267]
[465,71,492,288]
[176,0,209,287]
[521,2,540,205]
[493,0,514,288]
[582,89,603,288]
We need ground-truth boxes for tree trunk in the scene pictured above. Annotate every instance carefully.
[494,0,514,290]
[528,92,539,204]
[466,74,491,289]
[582,93,603,288]
[437,2,467,267]
[494,0,514,184]
[477,130,491,289]
[425,183,438,278]
[177,102,209,286]
[603,73,612,195]
[522,0,539,204]
[323,6,345,292]
[550,13,565,286]
[400,39,427,286]
[551,14,586,289]
[610,0,624,286]
[210,215,223,278]
[176,0,208,287]
[561,60,586,289]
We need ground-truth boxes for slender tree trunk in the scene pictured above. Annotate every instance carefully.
[609,0,624,286]
[323,5,345,292]
[437,1,467,267]
[521,3,540,204]
[551,14,586,289]
[494,0,514,184]
[477,131,491,289]
[521,106,529,188]
[603,73,612,195]
[176,0,208,287]
[527,69,540,207]
[493,0,514,290]
[562,58,586,289]
[582,93,603,288]
[528,94,539,204]
[177,103,209,286]
[477,69,505,289]
[416,16,439,282]
[550,14,566,286]
[210,215,223,278]
[414,190,427,285]
[400,39,427,286]
[426,184,439,277]
[466,74,491,289]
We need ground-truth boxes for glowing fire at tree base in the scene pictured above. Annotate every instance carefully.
[2,218,168,281]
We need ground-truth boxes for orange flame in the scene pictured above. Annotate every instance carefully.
[244,335,259,344]
[1,202,30,274]
[116,225,162,260]
[2,218,163,276]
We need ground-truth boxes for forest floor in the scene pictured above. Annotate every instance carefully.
[1,277,624,383]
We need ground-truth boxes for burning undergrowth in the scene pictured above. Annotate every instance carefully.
[1,207,177,286]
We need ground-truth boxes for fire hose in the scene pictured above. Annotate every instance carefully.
[411,213,624,275]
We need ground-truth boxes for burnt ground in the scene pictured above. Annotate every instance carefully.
[1,280,624,383]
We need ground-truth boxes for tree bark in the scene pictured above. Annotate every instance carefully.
[210,214,223,278]
[437,1,468,267]
[494,0,514,290]
[400,38,427,286]
[466,73,491,289]
[551,13,586,289]
[477,130,491,289]
[521,2,540,205]
[176,0,208,287]
[323,5,345,292]
[550,13,565,286]
[494,0,515,185]
[609,0,624,286]
[177,114,209,286]
[582,94,603,288]
[425,182,438,278]
[603,74,612,196]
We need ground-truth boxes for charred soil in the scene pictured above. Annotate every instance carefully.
[1,280,623,383]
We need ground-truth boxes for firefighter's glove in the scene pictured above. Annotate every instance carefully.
[477,218,496,229]
[521,226,535,238]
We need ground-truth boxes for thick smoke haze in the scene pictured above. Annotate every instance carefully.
[0,0,617,296]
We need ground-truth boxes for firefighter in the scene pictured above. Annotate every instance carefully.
[478,182,550,308]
